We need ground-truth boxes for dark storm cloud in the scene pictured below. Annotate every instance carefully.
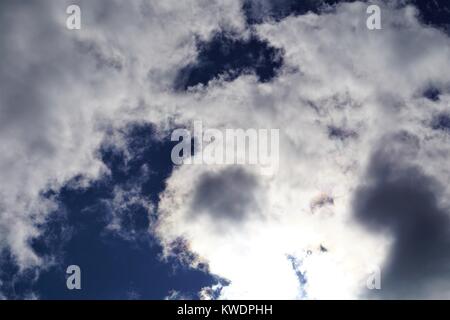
[353,132,450,298]
[174,33,283,90]
[191,167,262,223]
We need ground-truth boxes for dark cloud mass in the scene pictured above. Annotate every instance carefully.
[191,167,262,223]
[354,133,450,298]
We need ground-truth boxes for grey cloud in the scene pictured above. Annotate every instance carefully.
[190,167,262,224]
[354,132,450,299]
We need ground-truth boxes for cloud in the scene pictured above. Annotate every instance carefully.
[354,133,450,299]
[3,0,450,300]
[0,0,245,271]
[156,1,450,299]
[190,166,263,224]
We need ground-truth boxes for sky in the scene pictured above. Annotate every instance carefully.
[1,0,450,299]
